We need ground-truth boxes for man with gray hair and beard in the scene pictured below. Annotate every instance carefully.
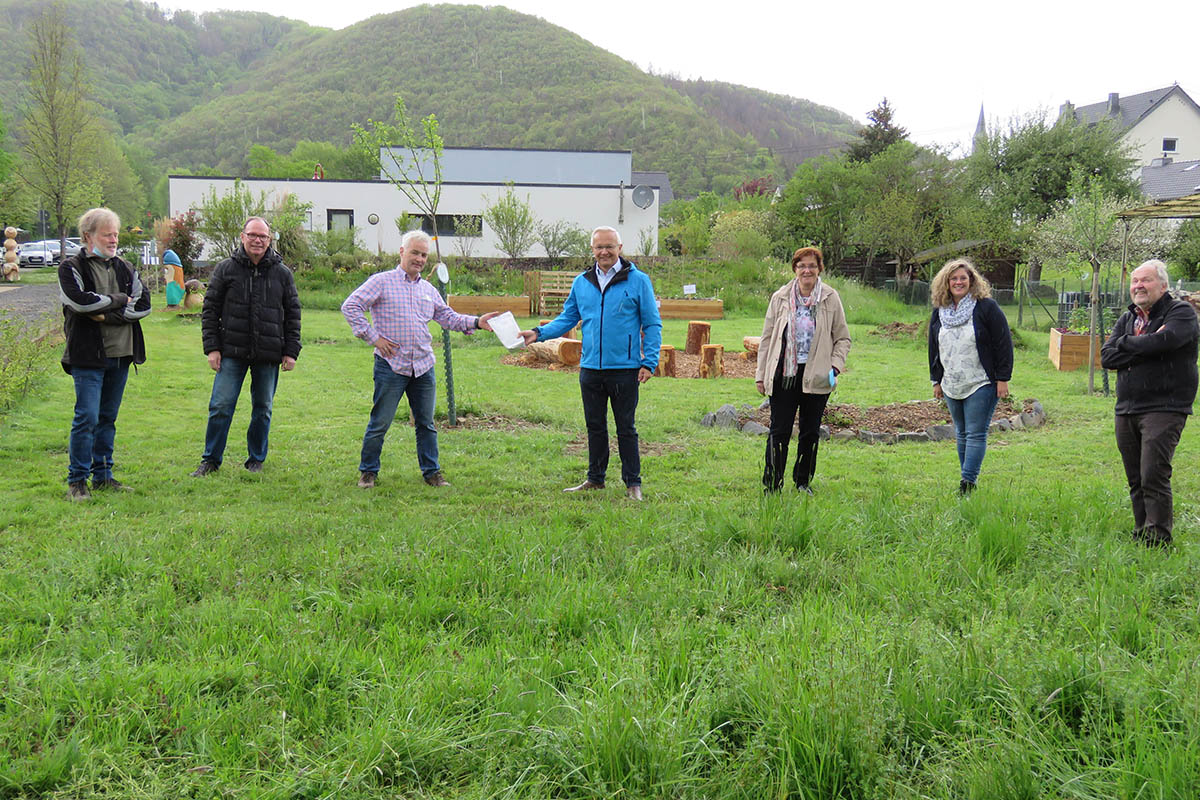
[1101,259,1199,547]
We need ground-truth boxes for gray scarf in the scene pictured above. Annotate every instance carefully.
[938,296,976,328]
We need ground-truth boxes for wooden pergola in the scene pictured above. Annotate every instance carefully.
[1116,191,1200,285]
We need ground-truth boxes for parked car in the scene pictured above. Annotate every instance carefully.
[17,240,58,267]
[63,237,82,258]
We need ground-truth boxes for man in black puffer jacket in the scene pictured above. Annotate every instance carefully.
[192,217,301,476]
[1101,259,1199,547]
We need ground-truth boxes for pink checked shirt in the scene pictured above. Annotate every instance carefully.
[341,268,478,377]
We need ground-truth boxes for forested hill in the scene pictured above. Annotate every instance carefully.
[662,78,857,172]
[0,0,860,196]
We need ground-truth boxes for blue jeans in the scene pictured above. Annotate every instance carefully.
[68,357,130,484]
[579,367,641,487]
[202,356,279,466]
[359,357,439,477]
[944,383,999,484]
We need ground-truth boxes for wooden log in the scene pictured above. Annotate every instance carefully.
[685,321,711,355]
[654,345,676,378]
[699,344,724,378]
[742,336,760,353]
[538,320,577,338]
[527,337,581,366]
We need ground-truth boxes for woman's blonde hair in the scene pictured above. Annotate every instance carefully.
[930,258,991,307]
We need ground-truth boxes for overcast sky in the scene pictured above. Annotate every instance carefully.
[167,0,1198,155]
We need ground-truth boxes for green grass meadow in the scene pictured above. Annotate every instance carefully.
[2,279,1199,798]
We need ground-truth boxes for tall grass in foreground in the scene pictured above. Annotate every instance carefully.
[0,290,1198,797]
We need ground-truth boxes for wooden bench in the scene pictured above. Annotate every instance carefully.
[524,270,578,317]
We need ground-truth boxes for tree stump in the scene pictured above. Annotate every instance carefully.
[685,321,710,355]
[741,336,760,361]
[699,344,724,378]
[655,345,676,377]
[527,337,581,366]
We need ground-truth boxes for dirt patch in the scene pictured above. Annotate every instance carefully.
[501,349,758,379]
[870,321,925,339]
[438,413,549,431]
[563,434,687,457]
[742,397,1036,434]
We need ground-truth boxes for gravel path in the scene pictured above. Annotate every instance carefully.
[0,281,60,330]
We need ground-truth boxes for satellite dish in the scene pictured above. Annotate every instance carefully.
[631,185,655,210]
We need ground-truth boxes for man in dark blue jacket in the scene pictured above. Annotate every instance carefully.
[191,217,301,477]
[521,227,662,500]
[1101,260,1199,547]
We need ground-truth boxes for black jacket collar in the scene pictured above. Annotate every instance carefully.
[582,256,633,290]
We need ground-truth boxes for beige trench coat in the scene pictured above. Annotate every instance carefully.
[755,280,851,396]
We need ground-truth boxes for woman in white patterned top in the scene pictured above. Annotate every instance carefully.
[927,258,1013,495]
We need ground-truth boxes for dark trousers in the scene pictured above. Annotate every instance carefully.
[1115,412,1187,535]
[764,362,829,491]
[579,367,641,487]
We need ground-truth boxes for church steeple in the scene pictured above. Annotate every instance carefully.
[972,104,987,153]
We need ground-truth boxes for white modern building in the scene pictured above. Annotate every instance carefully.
[168,147,662,259]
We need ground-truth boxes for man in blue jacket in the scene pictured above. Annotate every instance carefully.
[521,227,662,500]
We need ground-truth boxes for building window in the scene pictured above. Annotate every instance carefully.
[420,214,482,237]
[1162,138,1178,152]
[328,209,354,231]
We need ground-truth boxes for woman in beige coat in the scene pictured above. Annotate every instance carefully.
[756,246,851,493]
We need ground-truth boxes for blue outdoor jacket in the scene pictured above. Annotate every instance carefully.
[535,258,663,371]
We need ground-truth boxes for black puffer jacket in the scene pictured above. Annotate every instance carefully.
[201,246,301,364]
[58,252,151,373]
[1101,294,1199,416]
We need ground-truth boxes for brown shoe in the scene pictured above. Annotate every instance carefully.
[93,478,133,492]
[626,485,644,501]
[190,461,219,477]
[358,471,376,489]
[67,481,91,501]
[564,480,605,492]
[424,472,450,487]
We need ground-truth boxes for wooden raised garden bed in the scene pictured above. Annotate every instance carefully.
[448,295,529,317]
[658,298,724,320]
[1048,327,1102,371]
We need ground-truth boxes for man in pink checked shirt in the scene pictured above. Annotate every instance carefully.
[342,230,498,489]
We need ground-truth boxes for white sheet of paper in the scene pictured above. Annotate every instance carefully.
[490,311,524,349]
[683,284,697,295]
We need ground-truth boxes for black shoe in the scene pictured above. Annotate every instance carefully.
[958,480,976,496]
[67,481,91,501]
[190,461,219,477]
[93,478,133,492]
[244,459,263,473]
[1141,526,1173,548]
[797,484,815,496]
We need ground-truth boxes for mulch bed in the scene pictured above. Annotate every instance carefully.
[741,397,1036,434]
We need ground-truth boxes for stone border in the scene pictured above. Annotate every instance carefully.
[700,400,1047,444]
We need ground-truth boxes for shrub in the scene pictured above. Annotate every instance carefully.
[482,187,537,258]
[159,212,203,276]
[0,313,58,413]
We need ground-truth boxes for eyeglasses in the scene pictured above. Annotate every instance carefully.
[243,233,271,241]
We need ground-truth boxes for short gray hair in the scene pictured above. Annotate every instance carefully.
[78,208,120,238]
[1136,258,1170,286]
[401,229,433,250]
[591,226,622,245]
[242,216,270,232]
